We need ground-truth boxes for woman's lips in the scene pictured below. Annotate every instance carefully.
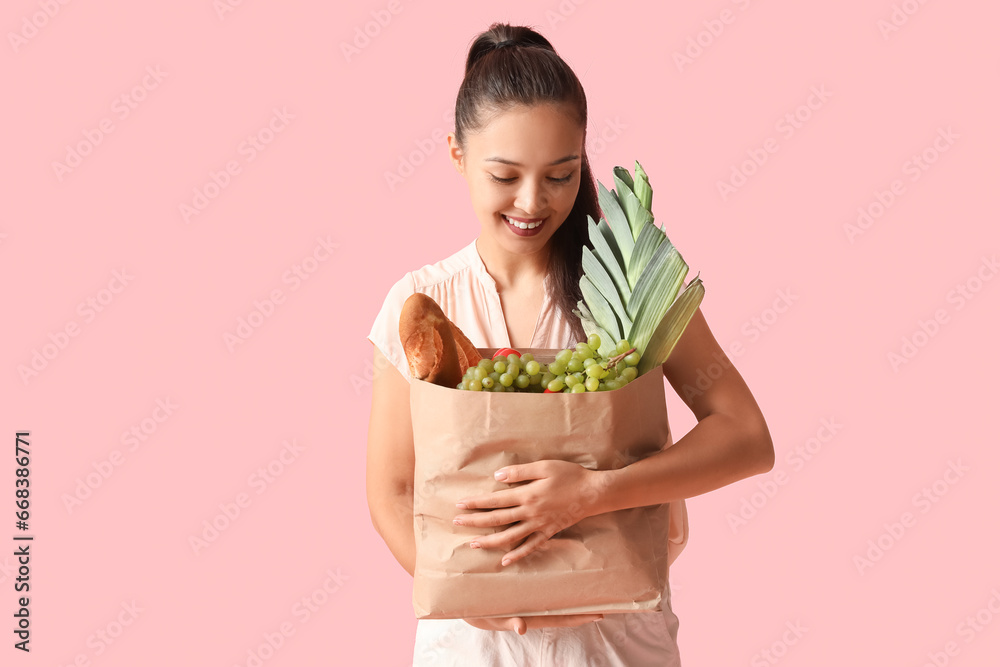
[502,214,547,237]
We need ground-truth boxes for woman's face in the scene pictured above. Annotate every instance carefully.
[448,103,584,258]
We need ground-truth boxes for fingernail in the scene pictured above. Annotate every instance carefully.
[456,502,467,509]
[470,541,480,549]
[453,518,464,525]
[501,558,510,566]
[494,470,508,481]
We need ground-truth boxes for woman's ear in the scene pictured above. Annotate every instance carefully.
[447,132,465,175]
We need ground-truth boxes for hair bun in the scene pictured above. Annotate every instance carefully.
[465,23,555,74]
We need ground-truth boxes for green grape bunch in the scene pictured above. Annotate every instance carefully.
[454,334,641,393]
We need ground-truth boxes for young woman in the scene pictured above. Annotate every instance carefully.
[367,22,774,667]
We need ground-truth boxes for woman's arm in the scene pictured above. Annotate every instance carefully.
[595,307,775,513]
[366,346,418,577]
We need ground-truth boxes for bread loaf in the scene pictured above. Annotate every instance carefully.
[399,293,462,387]
[449,321,483,369]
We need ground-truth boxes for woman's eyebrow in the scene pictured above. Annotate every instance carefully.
[483,155,580,166]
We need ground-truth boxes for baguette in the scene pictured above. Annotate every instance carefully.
[399,293,462,387]
[449,321,483,369]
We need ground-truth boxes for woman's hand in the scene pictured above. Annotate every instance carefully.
[453,460,608,566]
[463,614,604,635]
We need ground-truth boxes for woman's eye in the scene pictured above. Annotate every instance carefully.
[487,174,573,185]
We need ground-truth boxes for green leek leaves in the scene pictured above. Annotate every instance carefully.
[575,160,705,372]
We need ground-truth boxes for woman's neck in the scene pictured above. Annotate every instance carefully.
[475,236,549,293]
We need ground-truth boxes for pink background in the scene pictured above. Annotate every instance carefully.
[3,1,999,665]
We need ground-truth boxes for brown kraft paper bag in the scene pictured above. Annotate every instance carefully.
[410,348,689,619]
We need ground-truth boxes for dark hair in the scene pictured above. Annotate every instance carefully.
[455,22,598,345]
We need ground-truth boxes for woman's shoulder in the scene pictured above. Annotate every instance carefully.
[407,238,479,290]
[375,238,479,313]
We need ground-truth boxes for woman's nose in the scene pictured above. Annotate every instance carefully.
[514,181,548,215]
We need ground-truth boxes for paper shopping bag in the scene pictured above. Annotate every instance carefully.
[410,348,688,619]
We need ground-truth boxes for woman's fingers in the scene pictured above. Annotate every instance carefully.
[455,506,520,528]
[461,615,526,633]
[463,614,605,633]
[456,488,521,510]
[500,531,551,565]
[524,614,604,630]
[468,522,536,550]
[462,617,509,631]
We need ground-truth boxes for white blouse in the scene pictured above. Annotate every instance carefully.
[367,237,578,382]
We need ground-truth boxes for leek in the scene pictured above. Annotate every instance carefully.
[575,160,705,373]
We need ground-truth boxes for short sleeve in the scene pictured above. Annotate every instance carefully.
[367,271,416,382]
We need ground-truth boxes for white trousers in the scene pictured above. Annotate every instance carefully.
[412,581,681,667]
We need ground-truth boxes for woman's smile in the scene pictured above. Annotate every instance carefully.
[502,214,548,236]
